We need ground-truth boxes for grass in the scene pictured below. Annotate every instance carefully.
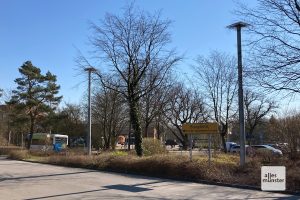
[0,146,23,155]
[2,146,300,193]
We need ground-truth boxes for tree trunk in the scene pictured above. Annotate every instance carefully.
[221,132,227,153]
[180,134,189,150]
[128,123,131,151]
[247,128,255,146]
[144,123,149,138]
[27,116,35,149]
[110,131,116,150]
[156,120,160,140]
[129,99,143,156]
[219,123,228,153]
[182,139,189,150]
[104,136,110,150]
[247,134,252,146]
[103,133,109,150]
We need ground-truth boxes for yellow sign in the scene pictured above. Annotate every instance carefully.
[182,123,219,134]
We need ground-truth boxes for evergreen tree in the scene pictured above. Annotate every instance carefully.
[8,61,62,149]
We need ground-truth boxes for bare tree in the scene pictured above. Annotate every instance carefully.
[164,83,208,149]
[236,0,300,94]
[92,86,127,150]
[267,113,300,159]
[193,51,238,152]
[56,103,85,136]
[244,90,277,145]
[265,115,281,143]
[87,5,180,156]
[140,73,171,138]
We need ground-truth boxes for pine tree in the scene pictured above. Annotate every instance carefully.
[8,61,62,149]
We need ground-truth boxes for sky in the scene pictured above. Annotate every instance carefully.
[2,0,296,112]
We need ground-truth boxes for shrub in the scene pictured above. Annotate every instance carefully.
[255,149,274,163]
[211,153,239,165]
[142,138,167,156]
[287,165,300,192]
[7,150,30,160]
[29,150,56,157]
[67,147,86,156]
[0,146,23,155]
[46,154,95,168]
[111,150,128,156]
[0,136,7,146]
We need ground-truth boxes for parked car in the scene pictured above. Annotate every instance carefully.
[266,143,278,148]
[226,142,237,152]
[252,145,283,156]
[267,143,289,154]
[230,145,251,154]
[165,139,178,147]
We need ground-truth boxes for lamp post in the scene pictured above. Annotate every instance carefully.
[85,67,96,156]
[227,22,249,166]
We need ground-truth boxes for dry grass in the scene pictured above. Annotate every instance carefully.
[4,149,300,192]
[0,146,23,156]
[142,138,167,156]
[7,149,30,160]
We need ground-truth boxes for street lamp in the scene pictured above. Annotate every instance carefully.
[85,67,96,156]
[227,22,249,166]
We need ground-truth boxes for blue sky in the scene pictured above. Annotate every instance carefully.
[1,0,262,106]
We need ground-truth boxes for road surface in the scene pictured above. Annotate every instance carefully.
[0,156,299,200]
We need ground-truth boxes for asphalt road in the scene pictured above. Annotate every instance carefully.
[0,156,299,200]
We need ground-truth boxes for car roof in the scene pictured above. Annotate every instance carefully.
[231,145,249,148]
[252,144,277,149]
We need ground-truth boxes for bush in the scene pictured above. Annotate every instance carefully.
[67,147,86,156]
[0,146,23,155]
[0,136,8,146]
[111,150,128,156]
[287,165,300,192]
[7,150,30,160]
[255,149,274,163]
[142,138,167,156]
[211,153,239,165]
[46,154,94,168]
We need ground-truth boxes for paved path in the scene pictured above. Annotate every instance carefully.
[0,157,299,200]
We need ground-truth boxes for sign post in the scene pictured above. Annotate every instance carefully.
[182,123,218,163]
[189,135,193,161]
[208,134,212,166]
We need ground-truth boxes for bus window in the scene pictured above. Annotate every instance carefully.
[52,134,68,150]
[30,133,51,151]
